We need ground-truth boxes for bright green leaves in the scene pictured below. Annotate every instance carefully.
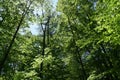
[32,55,43,68]
[94,0,120,45]
[57,0,120,80]
[88,70,113,80]
[76,38,92,48]
[25,71,39,79]
[1,0,120,79]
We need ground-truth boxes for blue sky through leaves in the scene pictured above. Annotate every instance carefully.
[30,0,58,35]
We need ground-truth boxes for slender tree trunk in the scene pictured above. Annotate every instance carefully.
[47,23,50,45]
[68,17,87,80]
[0,1,32,73]
[76,47,87,80]
[39,15,51,79]
[0,13,24,72]
[40,29,46,79]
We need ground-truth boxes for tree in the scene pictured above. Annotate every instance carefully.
[0,0,120,80]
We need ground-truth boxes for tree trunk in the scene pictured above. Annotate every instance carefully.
[40,29,46,78]
[0,1,32,73]
[76,47,87,80]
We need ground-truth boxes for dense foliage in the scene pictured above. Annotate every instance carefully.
[0,0,120,80]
